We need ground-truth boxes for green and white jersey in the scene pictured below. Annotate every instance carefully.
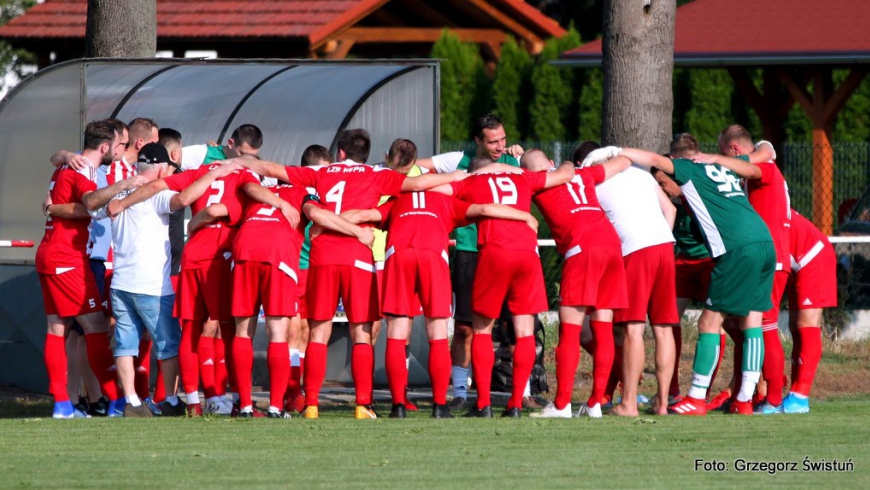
[673,205,710,260]
[671,158,772,258]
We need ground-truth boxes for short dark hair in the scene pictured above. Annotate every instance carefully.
[468,157,495,173]
[301,144,331,167]
[158,128,182,147]
[719,124,753,147]
[104,118,128,136]
[128,117,158,142]
[337,128,371,163]
[473,114,503,140]
[571,141,600,166]
[387,139,417,169]
[230,124,263,149]
[670,133,700,157]
[83,120,117,151]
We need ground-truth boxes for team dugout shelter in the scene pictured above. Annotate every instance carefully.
[0,58,440,393]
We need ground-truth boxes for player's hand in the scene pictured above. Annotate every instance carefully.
[581,146,622,168]
[280,201,301,229]
[450,170,468,181]
[754,140,777,160]
[309,224,324,240]
[65,153,90,171]
[42,193,53,216]
[356,227,375,247]
[107,198,124,218]
[525,216,539,233]
[689,153,719,164]
[123,175,150,190]
[209,162,243,178]
[506,144,525,159]
[206,140,219,147]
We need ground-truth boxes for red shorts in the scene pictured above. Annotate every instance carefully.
[473,249,548,318]
[382,248,449,318]
[174,257,233,322]
[38,265,103,318]
[761,270,790,328]
[232,260,299,318]
[559,245,628,310]
[307,263,379,324]
[297,268,308,319]
[788,242,838,310]
[675,255,714,302]
[614,243,679,325]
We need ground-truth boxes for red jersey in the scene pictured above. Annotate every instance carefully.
[164,164,259,268]
[233,184,317,266]
[533,166,621,255]
[106,159,136,185]
[789,210,830,271]
[746,161,791,272]
[451,170,546,252]
[36,166,98,273]
[376,192,471,256]
[283,160,406,266]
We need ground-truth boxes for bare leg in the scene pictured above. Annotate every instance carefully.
[612,322,644,416]
[651,325,675,415]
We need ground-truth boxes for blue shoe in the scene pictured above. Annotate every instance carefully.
[782,394,810,414]
[53,401,90,419]
[144,397,162,416]
[753,401,784,415]
[107,399,126,418]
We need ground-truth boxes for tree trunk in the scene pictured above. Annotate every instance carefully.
[85,0,156,58]
[601,0,675,154]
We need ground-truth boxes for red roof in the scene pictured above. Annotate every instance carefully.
[562,0,870,64]
[0,0,564,48]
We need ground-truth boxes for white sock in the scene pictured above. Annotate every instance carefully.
[240,405,253,413]
[269,406,281,413]
[126,394,141,407]
[186,392,200,404]
[688,372,713,400]
[290,349,301,367]
[736,371,761,402]
[523,379,531,397]
[790,391,808,400]
[165,395,179,406]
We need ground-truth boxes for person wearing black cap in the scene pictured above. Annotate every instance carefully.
[87,143,243,416]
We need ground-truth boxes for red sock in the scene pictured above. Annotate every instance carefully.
[554,323,581,410]
[44,334,70,402]
[303,342,327,407]
[84,332,119,401]
[790,327,803,388]
[213,335,228,397]
[471,334,494,409]
[509,336,536,410]
[153,361,166,403]
[428,339,450,405]
[706,333,727,399]
[351,343,374,406]
[134,339,152,399]
[178,320,202,397]
[267,342,290,410]
[232,336,253,409]
[197,335,216,398]
[762,328,785,406]
[669,326,682,397]
[589,320,615,406]
[793,327,822,396]
[219,321,236,394]
[386,338,407,405]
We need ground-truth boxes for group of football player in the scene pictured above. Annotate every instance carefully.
[35,113,834,420]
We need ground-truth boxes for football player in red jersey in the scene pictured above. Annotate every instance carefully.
[432,156,574,417]
[521,149,631,418]
[227,129,464,419]
[38,120,139,418]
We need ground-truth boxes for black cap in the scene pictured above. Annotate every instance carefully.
[138,143,170,164]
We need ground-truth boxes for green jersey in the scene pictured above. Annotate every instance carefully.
[671,158,771,258]
[203,145,227,165]
[673,204,710,259]
[453,150,520,252]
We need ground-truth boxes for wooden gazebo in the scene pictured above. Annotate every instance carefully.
[557,0,870,235]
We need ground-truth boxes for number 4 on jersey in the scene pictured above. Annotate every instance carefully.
[326,181,346,214]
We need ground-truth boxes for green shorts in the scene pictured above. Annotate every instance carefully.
[705,241,776,317]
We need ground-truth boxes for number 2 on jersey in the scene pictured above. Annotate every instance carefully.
[326,181,346,214]
[487,177,518,205]
[205,181,225,206]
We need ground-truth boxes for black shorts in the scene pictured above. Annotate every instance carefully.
[451,250,477,325]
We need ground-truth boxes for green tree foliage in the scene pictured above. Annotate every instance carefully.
[833,70,870,142]
[492,37,533,140]
[431,30,486,141]
[529,26,581,141]
[0,0,36,92]
[684,69,733,141]
[577,68,602,142]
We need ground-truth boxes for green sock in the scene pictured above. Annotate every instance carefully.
[742,328,764,373]
[687,333,720,399]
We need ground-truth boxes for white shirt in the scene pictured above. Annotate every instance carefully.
[595,164,675,256]
[88,157,135,262]
[93,190,177,296]
[180,144,209,171]
[430,151,465,174]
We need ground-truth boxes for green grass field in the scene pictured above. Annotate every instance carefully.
[1,397,867,489]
